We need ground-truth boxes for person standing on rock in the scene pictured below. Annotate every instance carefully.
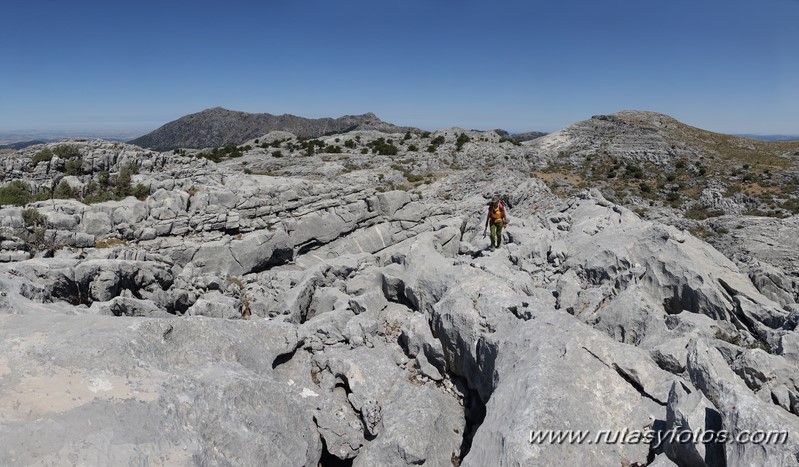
[484,195,508,251]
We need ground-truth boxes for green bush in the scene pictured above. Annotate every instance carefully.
[53,180,75,199]
[32,148,54,165]
[344,140,356,149]
[625,164,644,179]
[366,137,398,156]
[430,135,445,146]
[131,183,149,200]
[639,182,652,193]
[408,144,418,152]
[455,133,471,151]
[65,158,84,176]
[684,206,724,220]
[0,181,32,206]
[272,151,283,158]
[115,164,137,196]
[22,208,45,227]
[53,144,80,158]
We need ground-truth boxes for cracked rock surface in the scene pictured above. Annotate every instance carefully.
[1,135,798,466]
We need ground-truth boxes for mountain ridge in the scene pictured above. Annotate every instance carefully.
[129,107,417,150]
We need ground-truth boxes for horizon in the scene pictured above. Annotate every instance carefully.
[1,0,797,136]
[1,107,799,143]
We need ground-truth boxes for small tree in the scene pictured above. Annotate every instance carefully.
[65,158,84,176]
[53,180,75,199]
[32,148,54,165]
[22,208,45,227]
[53,144,80,158]
[455,133,470,151]
[0,180,32,206]
[131,183,149,200]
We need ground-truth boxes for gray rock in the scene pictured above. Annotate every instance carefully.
[663,381,724,467]
[89,296,171,318]
[687,340,799,466]
[186,291,241,319]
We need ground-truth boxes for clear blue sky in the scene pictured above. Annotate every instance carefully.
[1,0,797,135]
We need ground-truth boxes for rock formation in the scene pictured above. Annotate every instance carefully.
[1,116,798,466]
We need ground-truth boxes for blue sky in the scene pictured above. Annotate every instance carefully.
[1,0,797,135]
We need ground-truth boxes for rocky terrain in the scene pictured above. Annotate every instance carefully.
[1,113,798,466]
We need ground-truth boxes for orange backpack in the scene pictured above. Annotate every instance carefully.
[490,203,504,223]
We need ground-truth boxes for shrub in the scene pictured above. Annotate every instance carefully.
[131,183,150,200]
[64,158,84,176]
[53,144,80,158]
[22,208,45,227]
[625,164,644,179]
[272,150,283,158]
[455,133,471,151]
[115,164,136,196]
[684,206,724,220]
[361,148,368,154]
[430,135,445,146]
[408,144,419,152]
[366,137,398,156]
[639,182,652,193]
[0,180,32,206]
[32,148,54,165]
[421,131,431,139]
[53,180,75,199]
[404,131,412,140]
[344,139,356,149]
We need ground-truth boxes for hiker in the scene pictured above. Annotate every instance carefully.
[484,195,508,251]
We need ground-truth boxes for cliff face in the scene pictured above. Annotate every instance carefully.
[1,117,798,465]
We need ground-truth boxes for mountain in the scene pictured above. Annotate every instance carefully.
[129,107,416,150]
[531,110,799,166]
[511,130,547,142]
[0,140,47,150]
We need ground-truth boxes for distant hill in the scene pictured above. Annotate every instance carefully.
[530,110,799,167]
[129,107,417,150]
[736,134,799,142]
[529,110,799,216]
[511,131,547,142]
[492,129,547,142]
[0,140,47,150]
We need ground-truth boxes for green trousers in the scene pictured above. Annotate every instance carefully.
[490,221,504,248]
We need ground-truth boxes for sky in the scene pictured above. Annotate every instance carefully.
[0,0,797,135]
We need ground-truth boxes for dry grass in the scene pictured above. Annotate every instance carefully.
[95,238,127,249]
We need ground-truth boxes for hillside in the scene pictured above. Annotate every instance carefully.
[530,110,799,220]
[129,107,416,150]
